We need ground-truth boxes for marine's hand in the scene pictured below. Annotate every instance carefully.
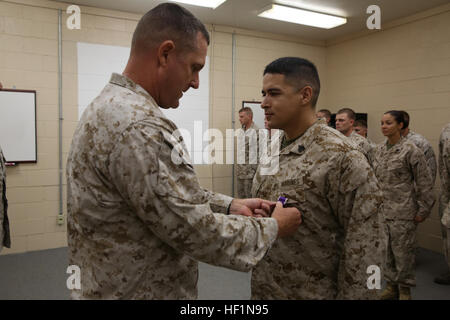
[229,198,275,217]
[271,201,302,238]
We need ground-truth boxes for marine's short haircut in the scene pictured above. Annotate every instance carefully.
[318,109,331,119]
[263,57,321,107]
[400,110,410,129]
[385,110,406,129]
[336,108,356,121]
[131,3,210,54]
[238,107,253,117]
[354,119,367,128]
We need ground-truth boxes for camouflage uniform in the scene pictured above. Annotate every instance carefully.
[373,138,435,287]
[0,146,10,252]
[406,131,437,184]
[367,137,377,151]
[236,122,259,198]
[348,131,375,165]
[438,124,450,269]
[251,119,383,300]
[66,73,279,299]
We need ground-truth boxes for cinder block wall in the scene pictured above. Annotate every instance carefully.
[1,0,448,255]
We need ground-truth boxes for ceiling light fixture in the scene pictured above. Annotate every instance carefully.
[168,0,227,9]
[258,4,347,29]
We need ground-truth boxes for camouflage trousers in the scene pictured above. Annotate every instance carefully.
[442,224,450,270]
[383,219,417,287]
[237,178,253,199]
[439,201,450,270]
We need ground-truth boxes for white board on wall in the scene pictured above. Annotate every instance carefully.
[77,42,210,163]
[0,90,37,163]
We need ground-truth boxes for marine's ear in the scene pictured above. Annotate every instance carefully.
[157,40,176,68]
[299,86,313,106]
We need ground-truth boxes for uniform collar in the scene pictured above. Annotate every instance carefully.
[280,118,327,155]
[349,131,359,139]
[109,73,159,107]
[243,121,256,131]
[387,136,407,152]
[406,131,416,139]
[109,73,167,119]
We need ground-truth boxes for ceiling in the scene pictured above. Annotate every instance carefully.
[55,0,450,41]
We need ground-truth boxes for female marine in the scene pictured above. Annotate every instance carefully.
[373,111,435,300]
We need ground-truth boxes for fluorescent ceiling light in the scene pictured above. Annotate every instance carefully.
[258,4,347,29]
[168,0,227,9]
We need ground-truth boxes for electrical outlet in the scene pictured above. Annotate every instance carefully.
[57,215,65,226]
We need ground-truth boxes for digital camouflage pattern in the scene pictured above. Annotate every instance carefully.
[373,138,435,287]
[236,122,259,198]
[348,131,375,165]
[66,73,279,299]
[438,124,450,268]
[367,137,377,150]
[0,146,10,251]
[251,119,383,300]
[237,178,253,199]
[373,138,435,221]
[406,131,437,185]
[383,219,417,287]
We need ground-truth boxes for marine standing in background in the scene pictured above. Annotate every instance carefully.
[251,57,383,300]
[434,123,450,285]
[236,107,259,199]
[374,111,435,300]
[401,111,437,184]
[335,108,374,165]
[354,119,377,149]
[316,108,332,126]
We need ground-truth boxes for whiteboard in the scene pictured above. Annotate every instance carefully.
[242,101,264,129]
[77,42,210,164]
[0,90,37,163]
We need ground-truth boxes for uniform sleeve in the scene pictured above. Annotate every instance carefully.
[423,142,437,184]
[409,148,435,219]
[442,132,450,199]
[333,151,384,299]
[439,129,450,225]
[204,190,233,214]
[108,122,278,272]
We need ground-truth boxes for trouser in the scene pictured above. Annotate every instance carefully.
[237,178,253,199]
[439,199,450,270]
[442,225,450,270]
[383,219,417,287]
